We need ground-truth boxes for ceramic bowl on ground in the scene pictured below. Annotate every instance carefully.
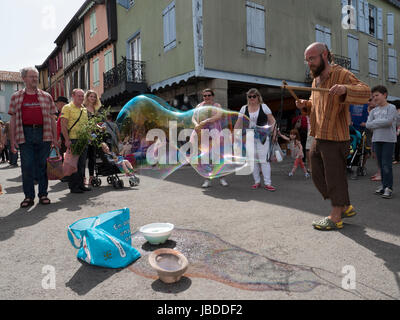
[148,248,189,283]
[139,223,174,245]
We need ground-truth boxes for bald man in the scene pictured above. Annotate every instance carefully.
[296,43,371,231]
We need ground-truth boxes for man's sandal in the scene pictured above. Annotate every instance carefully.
[39,196,51,205]
[20,198,34,208]
[341,205,357,219]
[312,217,343,231]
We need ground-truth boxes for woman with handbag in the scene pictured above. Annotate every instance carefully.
[234,88,276,191]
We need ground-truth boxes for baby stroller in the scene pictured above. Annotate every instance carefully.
[91,146,140,189]
[347,126,368,177]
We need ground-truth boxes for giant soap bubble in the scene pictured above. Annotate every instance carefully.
[115,94,274,180]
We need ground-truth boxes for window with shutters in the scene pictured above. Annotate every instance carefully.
[348,34,359,73]
[315,25,331,49]
[388,48,398,82]
[163,1,176,52]
[93,58,100,87]
[368,42,378,77]
[246,1,266,54]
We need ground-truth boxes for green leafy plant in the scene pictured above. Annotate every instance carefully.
[70,107,111,155]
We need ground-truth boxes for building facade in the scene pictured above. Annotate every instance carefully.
[55,1,91,100]
[112,0,400,119]
[84,0,118,99]
[0,71,24,122]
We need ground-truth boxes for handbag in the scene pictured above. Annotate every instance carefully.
[67,208,141,268]
[269,142,284,162]
[63,148,80,176]
[47,147,64,180]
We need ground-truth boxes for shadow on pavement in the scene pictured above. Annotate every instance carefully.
[65,260,122,296]
[0,183,135,242]
[151,276,192,294]
[163,161,400,237]
[341,224,400,296]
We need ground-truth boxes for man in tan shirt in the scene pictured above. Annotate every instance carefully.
[296,42,371,231]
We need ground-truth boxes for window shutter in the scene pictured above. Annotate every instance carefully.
[348,34,359,72]
[246,1,266,53]
[163,2,176,52]
[387,13,394,45]
[316,24,324,43]
[364,1,369,34]
[117,0,129,9]
[388,48,397,82]
[377,8,383,40]
[324,27,331,50]
[255,4,265,51]
[246,2,254,49]
[368,42,378,77]
[358,0,365,32]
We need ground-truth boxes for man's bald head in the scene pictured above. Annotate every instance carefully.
[305,42,327,56]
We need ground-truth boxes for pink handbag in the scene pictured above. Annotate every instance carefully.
[47,147,64,180]
[63,149,80,177]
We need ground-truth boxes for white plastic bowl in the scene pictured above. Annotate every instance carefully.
[139,223,174,245]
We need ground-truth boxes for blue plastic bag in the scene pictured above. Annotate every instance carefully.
[67,208,141,268]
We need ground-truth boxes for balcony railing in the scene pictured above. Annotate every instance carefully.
[104,57,145,91]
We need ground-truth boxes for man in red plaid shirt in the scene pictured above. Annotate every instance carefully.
[9,67,58,208]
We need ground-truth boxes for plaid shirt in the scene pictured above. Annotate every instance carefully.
[306,65,371,141]
[8,88,57,144]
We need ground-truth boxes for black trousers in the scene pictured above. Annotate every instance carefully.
[68,140,88,191]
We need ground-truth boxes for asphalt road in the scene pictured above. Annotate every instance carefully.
[0,157,399,300]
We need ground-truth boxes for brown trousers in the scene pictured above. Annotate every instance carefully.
[310,139,350,207]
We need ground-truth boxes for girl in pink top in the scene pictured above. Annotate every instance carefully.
[278,129,310,178]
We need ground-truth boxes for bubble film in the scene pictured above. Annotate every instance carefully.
[115,94,274,180]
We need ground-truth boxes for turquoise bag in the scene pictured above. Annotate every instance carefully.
[67,208,141,268]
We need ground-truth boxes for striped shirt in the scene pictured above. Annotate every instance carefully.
[306,65,371,141]
[8,88,57,144]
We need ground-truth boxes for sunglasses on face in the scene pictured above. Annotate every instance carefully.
[248,95,258,99]
[203,94,212,97]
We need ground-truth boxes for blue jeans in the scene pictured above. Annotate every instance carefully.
[19,127,51,199]
[373,142,395,190]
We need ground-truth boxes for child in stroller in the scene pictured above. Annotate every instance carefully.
[91,142,140,189]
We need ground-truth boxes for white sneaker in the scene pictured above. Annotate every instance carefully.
[219,178,228,187]
[375,186,384,195]
[288,172,293,177]
[382,187,393,199]
[202,180,211,188]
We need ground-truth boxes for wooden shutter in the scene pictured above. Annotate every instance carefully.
[358,0,365,32]
[368,42,378,77]
[388,48,398,82]
[387,13,394,45]
[377,8,383,40]
[348,34,359,72]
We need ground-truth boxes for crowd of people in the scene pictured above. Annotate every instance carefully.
[1,42,400,232]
